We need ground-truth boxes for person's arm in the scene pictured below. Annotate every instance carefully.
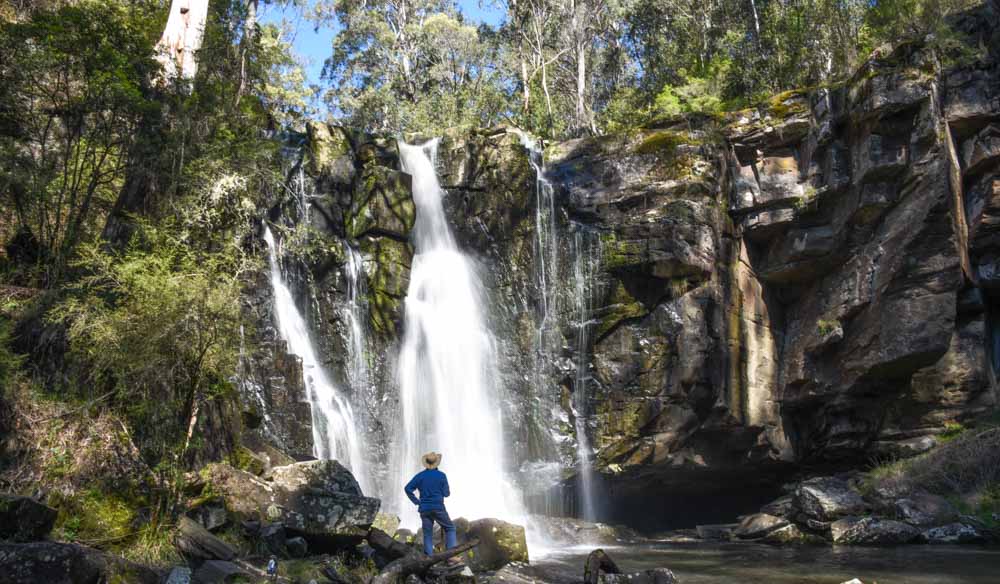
[442,473,450,498]
[404,474,421,506]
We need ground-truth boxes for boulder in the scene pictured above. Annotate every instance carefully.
[192,560,248,584]
[920,523,986,544]
[733,514,789,539]
[893,492,959,527]
[373,513,402,537]
[260,522,287,555]
[759,524,821,545]
[830,516,920,545]
[166,567,193,584]
[796,477,867,521]
[760,495,795,518]
[0,542,160,584]
[187,500,229,532]
[286,536,309,558]
[602,568,678,584]
[462,519,528,572]
[0,495,57,542]
[201,461,380,547]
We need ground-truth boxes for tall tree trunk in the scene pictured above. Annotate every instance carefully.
[155,0,211,82]
[576,41,587,134]
[521,59,531,113]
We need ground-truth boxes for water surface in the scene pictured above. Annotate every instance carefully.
[531,543,1000,584]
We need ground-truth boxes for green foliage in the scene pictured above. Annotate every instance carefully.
[817,319,839,336]
[321,0,508,134]
[0,0,160,282]
[52,488,135,545]
[49,221,243,465]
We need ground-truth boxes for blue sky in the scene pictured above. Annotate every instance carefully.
[260,1,504,91]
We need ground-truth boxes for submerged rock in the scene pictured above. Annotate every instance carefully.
[830,516,920,545]
[0,494,57,542]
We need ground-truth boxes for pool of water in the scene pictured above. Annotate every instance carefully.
[528,542,1000,584]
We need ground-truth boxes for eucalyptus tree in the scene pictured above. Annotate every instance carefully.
[319,0,508,133]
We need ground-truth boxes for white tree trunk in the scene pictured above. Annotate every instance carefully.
[156,0,211,82]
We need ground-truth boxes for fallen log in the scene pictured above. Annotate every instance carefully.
[584,548,621,584]
[369,538,479,584]
[174,516,236,561]
[367,527,416,563]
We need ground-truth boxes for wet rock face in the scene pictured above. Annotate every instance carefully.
[238,6,1000,530]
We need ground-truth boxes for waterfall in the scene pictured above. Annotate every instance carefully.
[391,140,523,528]
[517,130,600,522]
[342,244,372,413]
[570,224,602,521]
[263,226,370,493]
[516,132,560,350]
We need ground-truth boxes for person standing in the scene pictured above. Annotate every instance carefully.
[404,452,458,556]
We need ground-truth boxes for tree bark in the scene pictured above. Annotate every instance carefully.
[156,0,211,82]
[369,539,479,584]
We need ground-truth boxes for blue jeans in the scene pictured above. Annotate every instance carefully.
[420,509,457,555]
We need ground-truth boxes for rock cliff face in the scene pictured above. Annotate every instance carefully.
[242,5,1000,532]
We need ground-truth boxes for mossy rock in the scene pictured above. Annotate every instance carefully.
[347,167,414,240]
[595,280,648,339]
[50,489,135,547]
[360,237,413,336]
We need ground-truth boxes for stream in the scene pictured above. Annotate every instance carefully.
[529,542,1000,583]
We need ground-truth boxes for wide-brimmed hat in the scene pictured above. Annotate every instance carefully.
[422,451,442,469]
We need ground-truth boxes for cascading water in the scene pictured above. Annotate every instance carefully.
[517,131,601,522]
[391,140,524,529]
[342,244,373,412]
[263,226,371,493]
[569,224,602,521]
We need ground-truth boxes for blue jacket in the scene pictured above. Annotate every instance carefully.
[404,469,450,512]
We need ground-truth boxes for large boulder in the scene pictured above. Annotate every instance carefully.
[0,495,57,542]
[830,517,920,545]
[462,518,529,572]
[795,477,868,521]
[200,461,380,547]
[0,542,161,584]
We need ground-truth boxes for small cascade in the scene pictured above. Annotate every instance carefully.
[263,226,371,493]
[516,131,560,350]
[569,224,602,520]
[342,244,373,408]
[391,140,525,529]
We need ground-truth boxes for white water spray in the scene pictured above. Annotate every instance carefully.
[570,225,602,521]
[391,140,524,528]
[263,226,370,493]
